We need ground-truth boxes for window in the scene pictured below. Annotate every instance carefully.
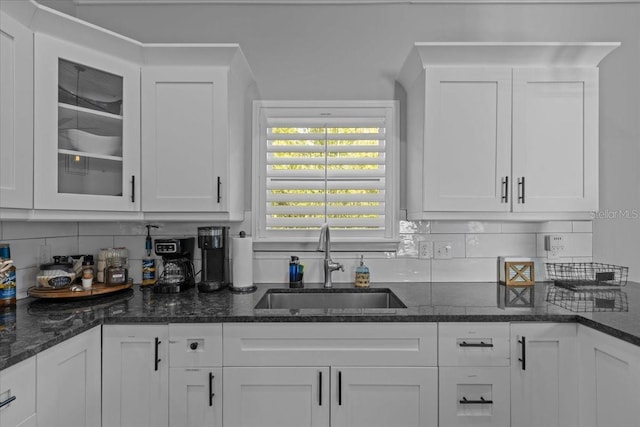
[253,101,399,244]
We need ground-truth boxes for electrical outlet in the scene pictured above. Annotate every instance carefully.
[545,235,565,259]
[434,241,453,260]
[418,241,433,259]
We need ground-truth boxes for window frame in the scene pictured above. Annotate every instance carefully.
[252,100,400,249]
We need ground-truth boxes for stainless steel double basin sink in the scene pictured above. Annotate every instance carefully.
[255,288,406,310]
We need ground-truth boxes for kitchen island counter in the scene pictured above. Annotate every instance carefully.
[2,281,639,370]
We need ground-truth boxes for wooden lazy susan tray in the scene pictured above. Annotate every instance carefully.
[28,280,133,300]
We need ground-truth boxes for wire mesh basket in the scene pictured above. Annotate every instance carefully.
[545,262,629,312]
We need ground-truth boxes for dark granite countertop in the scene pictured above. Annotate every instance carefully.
[2,281,639,370]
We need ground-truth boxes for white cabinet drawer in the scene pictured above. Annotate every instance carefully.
[439,323,510,366]
[223,322,438,367]
[439,366,510,427]
[0,357,36,427]
[169,324,222,367]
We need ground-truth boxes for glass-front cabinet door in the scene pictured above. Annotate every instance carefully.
[34,34,140,211]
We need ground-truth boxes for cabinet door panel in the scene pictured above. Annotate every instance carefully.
[0,357,36,427]
[36,326,101,427]
[511,323,578,427]
[33,34,140,211]
[439,366,510,427]
[169,368,221,427]
[332,367,437,427]
[512,68,598,212]
[578,325,640,427]
[0,12,33,209]
[102,325,169,427]
[424,68,512,211]
[141,67,228,212]
[223,367,329,427]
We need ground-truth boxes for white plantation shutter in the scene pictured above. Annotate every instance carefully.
[254,102,398,241]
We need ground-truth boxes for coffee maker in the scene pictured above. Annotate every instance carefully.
[197,226,229,292]
[153,237,195,294]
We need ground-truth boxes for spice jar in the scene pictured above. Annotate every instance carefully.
[82,257,94,290]
[105,257,128,285]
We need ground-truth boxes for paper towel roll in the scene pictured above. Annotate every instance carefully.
[232,236,253,289]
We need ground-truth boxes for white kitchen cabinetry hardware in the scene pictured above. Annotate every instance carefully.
[578,324,640,427]
[0,357,36,427]
[36,326,101,427]
[510,323,578,427]
[168,324,223,427]
[439,367,510,427]
[33,33,140,212]
[223,323,438,427]
[102,325,169,427]
[141,46,254,220]
[398,42,619,220]
[0,11,33,212]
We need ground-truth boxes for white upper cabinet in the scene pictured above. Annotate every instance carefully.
[33,33,141,211]
[0,11,33,210]
[398,42,619,220]
[141,45,255,219]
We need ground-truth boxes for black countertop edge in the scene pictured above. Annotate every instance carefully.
[576,316,640,347]
[0,319,101,371]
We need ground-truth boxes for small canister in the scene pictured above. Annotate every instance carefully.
[106,257,128,285]
[141,258,156,287]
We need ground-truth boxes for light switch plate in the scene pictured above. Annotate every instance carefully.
[419,241,433,259]
[434,241,453,259]
[545,235,565,259]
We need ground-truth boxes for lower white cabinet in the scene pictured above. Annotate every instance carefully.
[223,366,437,427]
[0,357,36,427]
[223,367,329,427]
[36,326,101,427]
[102,324,169,427]
[439,367,510,427]
[578,325,640,427]
[332,367,437,427]
[169,368,222,427]
[103,323,223,427]
[510,323,578,427]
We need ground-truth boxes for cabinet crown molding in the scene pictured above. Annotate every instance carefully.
[398,42,620,87]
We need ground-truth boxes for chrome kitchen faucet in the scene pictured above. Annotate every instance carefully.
[317,223,344,288]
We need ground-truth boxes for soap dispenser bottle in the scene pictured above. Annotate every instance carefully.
[355,255,370,288]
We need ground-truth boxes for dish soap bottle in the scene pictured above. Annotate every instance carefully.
[355,255,370,288]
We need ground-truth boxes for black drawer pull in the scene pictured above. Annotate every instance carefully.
[338,371,342,406]
[190,342,198,350]
[154,337,161,371]
[209,372,215,407]
[0,395,17,408]
[518,336,526,370]
[460,396,493,405]
[318,371,323,406]
[459,341,494,348]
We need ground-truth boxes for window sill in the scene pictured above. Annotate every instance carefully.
[253,237,400,253]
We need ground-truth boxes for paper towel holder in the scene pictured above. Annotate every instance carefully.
[229,230,257,294]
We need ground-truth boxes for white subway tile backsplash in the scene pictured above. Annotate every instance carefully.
[46,236,79,258]
[466,233,536,258]
[500,221,572,233]
[432,258,497,282]
[79,236,115,258]
[425,234,466,258]
[5,238,45,269]
[399,220,430,234]
[16,266,38,298]
[431,221,501,234]
[3,222,77,239]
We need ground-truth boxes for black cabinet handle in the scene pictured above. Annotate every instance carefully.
[216,177,221,203]
[190,342,198,350]
[209,372,215,407]
[518,336,526,370]
[459,341,494,348]
[131,176,135,203]
[318,371,323,406]
[501,176,509,203]
[460,396,493,405]
[154,337,161,371]
[518,177,525,204]
[0,395,16,409]
[338,371,342,406]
